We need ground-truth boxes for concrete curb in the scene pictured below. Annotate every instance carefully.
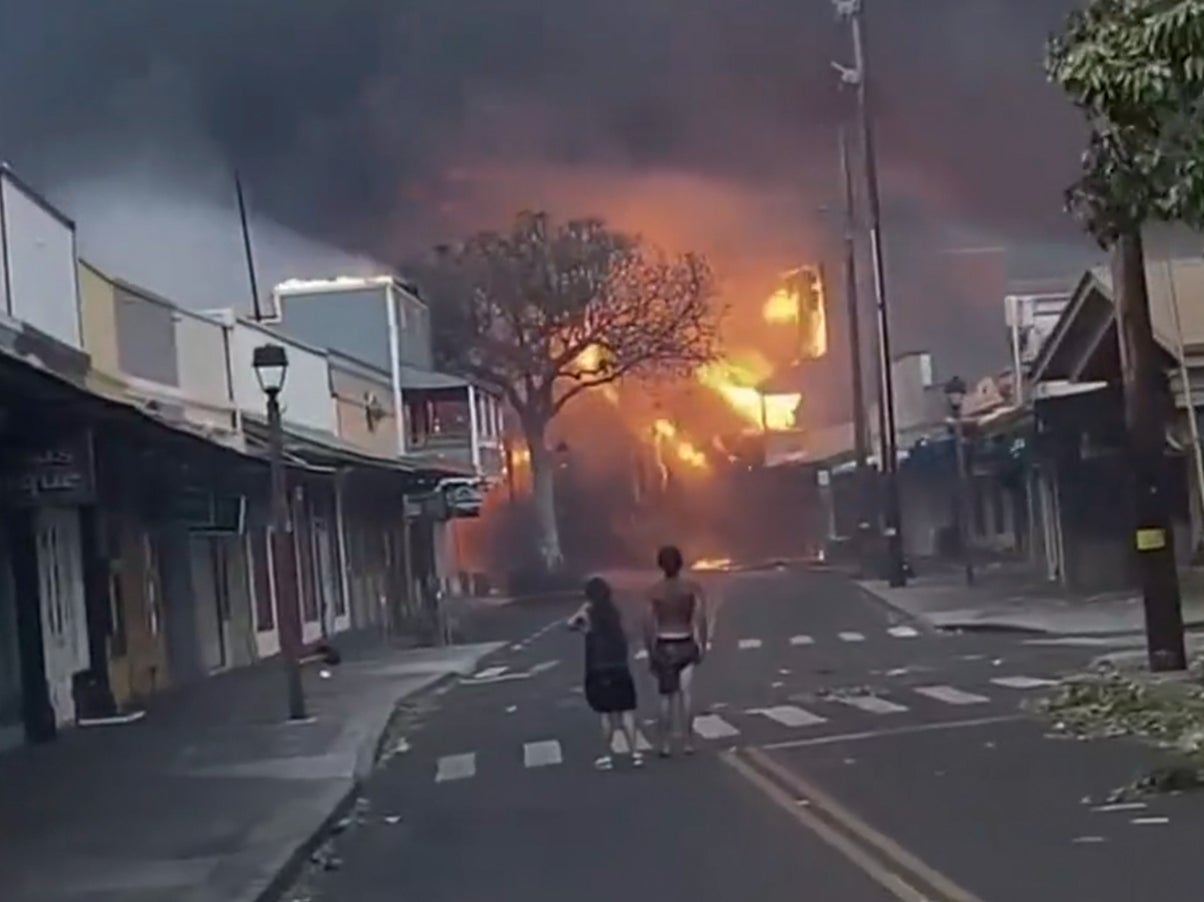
[854,576,1204,638]
[851,581,942,635]
[245,671,460,902]
[244,642,512,902]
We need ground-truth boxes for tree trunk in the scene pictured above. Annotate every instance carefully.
[527,430,564,572]
[1113,229,1186,672]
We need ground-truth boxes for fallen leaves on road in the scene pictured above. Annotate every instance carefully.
[1030,665,1204,798]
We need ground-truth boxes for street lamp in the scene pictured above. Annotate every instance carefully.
[944,375,974,587]
[252,343,307,720]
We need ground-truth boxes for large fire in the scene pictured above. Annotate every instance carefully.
[653,418,709,471]
[762,286,799,324]
[695,353,800,432]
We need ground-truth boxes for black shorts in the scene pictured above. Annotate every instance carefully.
[651,637,700,695]
[584,667,637,713]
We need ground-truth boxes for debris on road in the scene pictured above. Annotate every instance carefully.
[1030,663,1204,797]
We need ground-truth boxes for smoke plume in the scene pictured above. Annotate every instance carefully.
[1,0,1098,389]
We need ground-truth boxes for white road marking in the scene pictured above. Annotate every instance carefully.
[612,731,654,753]
[834,694,907,714]
[838,632,866,643]
[738,638,763,650]
[693,714,740,739]
[991,676,1057,689]
[1023,636,1135,648]
[523,740,563,768]
[528,660,560,675]
[472,666,508,680]
[888,626,919,638]
[761,714,1024,750]
[464,672,529,685]
[1132,817,1170,825]
[914,685,990,706]
[1092,802,1146,813]
[789,635,814,646]
[751,705,827,728]
[435,753,476,783]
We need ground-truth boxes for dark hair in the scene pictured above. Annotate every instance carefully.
[584,577,621,632]
[657,545,684,577]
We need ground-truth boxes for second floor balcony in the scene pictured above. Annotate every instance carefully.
[401,368,504,480]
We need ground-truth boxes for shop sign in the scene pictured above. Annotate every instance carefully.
[4,431,95,506]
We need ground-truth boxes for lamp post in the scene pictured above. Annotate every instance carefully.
[944,376,974,587]
[253,343,307,720]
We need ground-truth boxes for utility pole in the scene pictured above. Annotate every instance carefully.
[834,0,906,586]
[1115,233,1186,671]
[839,127,872,573]
[234,171,264,322]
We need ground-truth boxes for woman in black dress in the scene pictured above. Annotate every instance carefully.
[568,578,643,770]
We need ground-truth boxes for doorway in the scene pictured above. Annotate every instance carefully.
[34,507,89,725]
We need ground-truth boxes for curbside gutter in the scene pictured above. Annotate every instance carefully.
[219,643,507,902]
[242,669,461,902]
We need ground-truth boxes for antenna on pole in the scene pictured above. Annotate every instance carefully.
[235,171,264,322]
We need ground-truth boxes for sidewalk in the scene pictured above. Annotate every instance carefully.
[0,640,501,902]
[857,559,1204,635]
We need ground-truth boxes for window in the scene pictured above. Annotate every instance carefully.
[249,529,274,632]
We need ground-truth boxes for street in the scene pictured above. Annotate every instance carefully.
[287,568,1204,902]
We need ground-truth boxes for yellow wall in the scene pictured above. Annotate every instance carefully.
[77,262,123,384]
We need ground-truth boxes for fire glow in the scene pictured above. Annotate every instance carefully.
[695,354,800,432]
[762,286,799,324]
[653,418,709,471]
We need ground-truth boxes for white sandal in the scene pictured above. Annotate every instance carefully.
[594,755,614,771]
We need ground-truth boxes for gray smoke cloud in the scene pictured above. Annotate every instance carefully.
[0,0,1099,389]
[1,0,1083,242]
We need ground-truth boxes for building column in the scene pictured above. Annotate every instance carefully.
[467,385,482,471]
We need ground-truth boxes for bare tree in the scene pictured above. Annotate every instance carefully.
[415,211,721,570]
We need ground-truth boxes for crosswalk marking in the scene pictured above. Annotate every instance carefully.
[751,705,827,728]
[838,632,865,643]
[738,638,763,650]
[693,714,740,739]
[834,694,907,714]
[888,626,919,638]
[789,635,814,646]
[914,685,989,706]
[435,753,476,782]
[612,731,654,754]
[472,666,508,680]
[523,740,563,768]
[991,676,1057,689]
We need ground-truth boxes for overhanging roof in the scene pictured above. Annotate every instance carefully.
[241,415,472,480]
[398,365,470,391]
[1032,258,1204,386]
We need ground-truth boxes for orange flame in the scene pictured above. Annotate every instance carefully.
[763,286,799,324]
[696,354,800,431]
[653,418,708,471]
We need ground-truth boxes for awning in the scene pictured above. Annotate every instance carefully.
[398,366,470,391]
[241,415,473,482]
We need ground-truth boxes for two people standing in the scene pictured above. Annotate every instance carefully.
[569,545,711,768]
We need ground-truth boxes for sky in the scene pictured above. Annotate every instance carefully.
[0,0,1103,401]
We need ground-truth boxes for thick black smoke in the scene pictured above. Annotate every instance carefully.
[1,0,1083,248]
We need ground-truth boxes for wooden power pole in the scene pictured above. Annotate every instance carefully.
[1114,231,1186,672]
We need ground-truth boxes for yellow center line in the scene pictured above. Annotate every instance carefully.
[721,751,935,902]
[722,747,987,902]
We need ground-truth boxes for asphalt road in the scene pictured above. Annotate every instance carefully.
[288,567,1204,902]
